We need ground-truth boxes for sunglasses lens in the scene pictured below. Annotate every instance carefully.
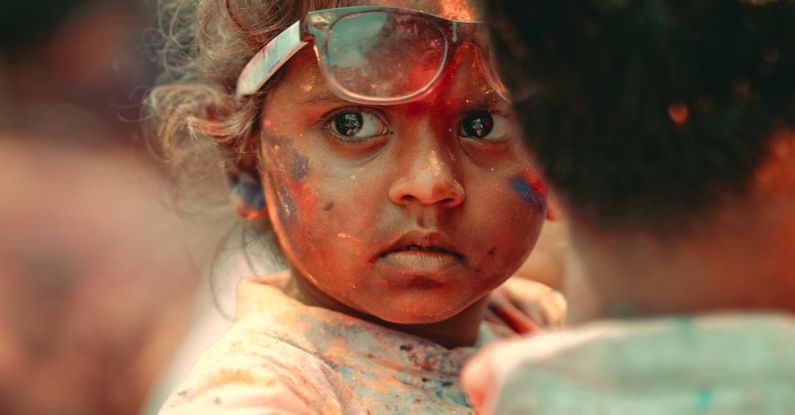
[326,12,446,101]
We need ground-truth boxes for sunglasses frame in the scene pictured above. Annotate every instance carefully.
[236,6,510,104]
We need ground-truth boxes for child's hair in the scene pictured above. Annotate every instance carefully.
[146,0,355,219]
[146,0,362,311]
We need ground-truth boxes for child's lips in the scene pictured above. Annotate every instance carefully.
[379,248,463,272]
[376,230,466,273]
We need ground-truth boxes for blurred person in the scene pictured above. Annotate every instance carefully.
[0,143,203,415]
[0,1,209,414]
[146,0,566,413]
[0,0,153,142]
[463,0,795,413]
[514,221,568,291]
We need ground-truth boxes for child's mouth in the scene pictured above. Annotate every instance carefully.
[379,247,463,272]
[377,233,466,273]
[391,244,456,254]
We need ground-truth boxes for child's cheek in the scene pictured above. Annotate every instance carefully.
[290,151,309,181]
[507,168,547,213]
[319,181,374,260]
[285,154,319,237]
[278,149,367,262]
[264,139,318,241]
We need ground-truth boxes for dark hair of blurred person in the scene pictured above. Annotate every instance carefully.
[464,0,795,415]
[484,0,795,320]
[462,1,795,412]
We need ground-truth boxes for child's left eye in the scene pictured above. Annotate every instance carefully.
[458,111,509,141]
[327,110,389,142]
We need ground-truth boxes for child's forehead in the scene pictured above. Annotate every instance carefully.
[349,0,478,22]
[274,47,326,99]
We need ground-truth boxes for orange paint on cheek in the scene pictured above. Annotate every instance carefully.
[336,232,365,256]
[288,180,318,218]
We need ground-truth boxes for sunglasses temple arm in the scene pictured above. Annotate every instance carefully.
[236,20,309,98]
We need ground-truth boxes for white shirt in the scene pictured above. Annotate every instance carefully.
[159,273,564,414]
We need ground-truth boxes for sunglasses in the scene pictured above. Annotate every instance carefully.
[236,6,511,104]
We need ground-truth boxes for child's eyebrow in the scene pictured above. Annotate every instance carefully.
[470,93,502,107]
[301,90,348,105]
[456,92,504,110]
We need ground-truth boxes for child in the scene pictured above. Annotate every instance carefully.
[149,0,565,413]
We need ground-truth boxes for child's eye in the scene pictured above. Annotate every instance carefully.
[327,110,389,141]
[458,111,508,141]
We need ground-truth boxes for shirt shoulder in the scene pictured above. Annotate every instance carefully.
[158,305,367,415]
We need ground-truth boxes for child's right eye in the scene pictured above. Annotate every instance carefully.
[326,110,389,142]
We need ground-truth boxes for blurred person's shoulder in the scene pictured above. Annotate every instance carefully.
[464,313,795,415]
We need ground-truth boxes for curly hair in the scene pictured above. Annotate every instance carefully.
[146,0,355,219]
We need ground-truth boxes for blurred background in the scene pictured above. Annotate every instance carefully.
[0,1,571,414]
[0,1,208,414]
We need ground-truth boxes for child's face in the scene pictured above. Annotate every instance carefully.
[257,0,547,324]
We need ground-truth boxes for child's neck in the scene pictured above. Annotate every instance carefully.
[284,268,487,349]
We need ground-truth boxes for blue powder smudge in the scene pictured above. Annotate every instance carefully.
[291,153,309,181]
[509,174,545,212]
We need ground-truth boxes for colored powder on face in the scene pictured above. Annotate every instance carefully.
[276,187,295,224]
[269,141,316,222]
[288,180,318,216]
[272,183,319,252]
[291,153,309,181]
[508,170,546,213]
[280,146,316,214]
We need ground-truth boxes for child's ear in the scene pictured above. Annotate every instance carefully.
[227,169,267,220]
[545,191,563,221]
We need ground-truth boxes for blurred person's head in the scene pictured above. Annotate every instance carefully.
[482,0,795,321]
[0,0,150,141]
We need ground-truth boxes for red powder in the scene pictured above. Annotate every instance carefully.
[520,169,546,198]
[667,103,690,125]
[288,180,318,216]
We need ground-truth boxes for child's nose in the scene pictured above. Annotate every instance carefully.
[388,146,465,209]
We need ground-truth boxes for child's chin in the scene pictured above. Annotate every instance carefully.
[369,301,470,326]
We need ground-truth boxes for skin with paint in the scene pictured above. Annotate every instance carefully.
[251,0,550,348]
